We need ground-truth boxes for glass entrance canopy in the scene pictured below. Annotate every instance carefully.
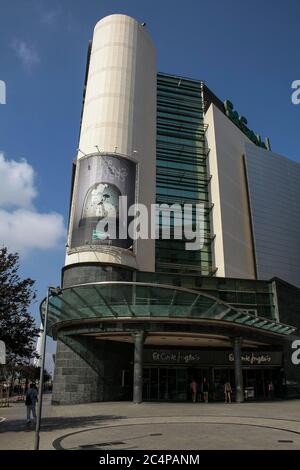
[41,282,296,338]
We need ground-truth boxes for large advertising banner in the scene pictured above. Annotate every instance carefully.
[70,154,136,249]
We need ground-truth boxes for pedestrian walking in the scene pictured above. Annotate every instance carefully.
[202,377,209,403]
[224,381,232,403]
[267,381,275,400]
[190,379,198,403]
[25,383,38,424]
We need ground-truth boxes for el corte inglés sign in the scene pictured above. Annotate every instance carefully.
[144,349,282,366]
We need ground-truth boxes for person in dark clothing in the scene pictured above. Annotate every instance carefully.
[25,383,38,424]
[268,381,275,400]
[202,377,209,403]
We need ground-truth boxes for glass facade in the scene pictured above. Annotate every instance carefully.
[154,76,275,320]
[56,73,288,330]
[45,282,294,337]
[156,74,214,275]
[136,272,275,319]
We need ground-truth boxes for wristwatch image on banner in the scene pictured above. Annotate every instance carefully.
[70,154,137,250]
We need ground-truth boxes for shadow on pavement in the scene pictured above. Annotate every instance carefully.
[0,415,126,433]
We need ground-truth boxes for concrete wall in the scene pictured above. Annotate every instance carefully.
[52,337,133,405]
[244,143,300,288]
[66,14,156,273]
[204,104,256,279]
[52,340,102,405]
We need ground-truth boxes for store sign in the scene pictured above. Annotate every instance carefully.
[224,100,271,150]
[144,349,282,367]
[149,351,202,364]
[228,352,274,365]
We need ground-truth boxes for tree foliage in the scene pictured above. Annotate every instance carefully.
[0,247,39,365]
[17,364,51,382]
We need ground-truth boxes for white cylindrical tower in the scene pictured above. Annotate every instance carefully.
[65,14,156,272]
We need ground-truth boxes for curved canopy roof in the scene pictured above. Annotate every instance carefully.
[40,282,296,337]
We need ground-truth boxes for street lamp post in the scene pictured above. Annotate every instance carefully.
[34,287,61,451]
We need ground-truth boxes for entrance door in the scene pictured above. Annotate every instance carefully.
[212,368,281,401]
[243,368,281,400]
[143,367,188,401]
[212,368,235,401]
[187,368,209,401]
[143,367,159,400]
[158,368,187,401]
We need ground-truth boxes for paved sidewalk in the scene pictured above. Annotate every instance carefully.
[1,396,300,450]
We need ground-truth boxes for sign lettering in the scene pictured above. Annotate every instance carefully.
[144,349,282,366]
[224,100,271,150]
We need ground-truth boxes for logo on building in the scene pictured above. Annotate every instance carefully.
[228,352,272,365]
[224,100,270,150]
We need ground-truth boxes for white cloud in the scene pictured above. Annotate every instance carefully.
[0,153,36,208]
[11,39,40,73]
[0,209,65,253]
[41,6,62,26]
[0,153,65,254]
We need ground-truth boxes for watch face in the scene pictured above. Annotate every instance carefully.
[82,182,120,220]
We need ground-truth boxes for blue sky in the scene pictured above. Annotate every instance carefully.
[0,0,299,371]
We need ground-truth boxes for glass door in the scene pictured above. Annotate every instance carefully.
[143,367,188,401]
[158,368,188,401]
[143,367,159,400]
[176,368,187,401]
[158,367,168,400]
